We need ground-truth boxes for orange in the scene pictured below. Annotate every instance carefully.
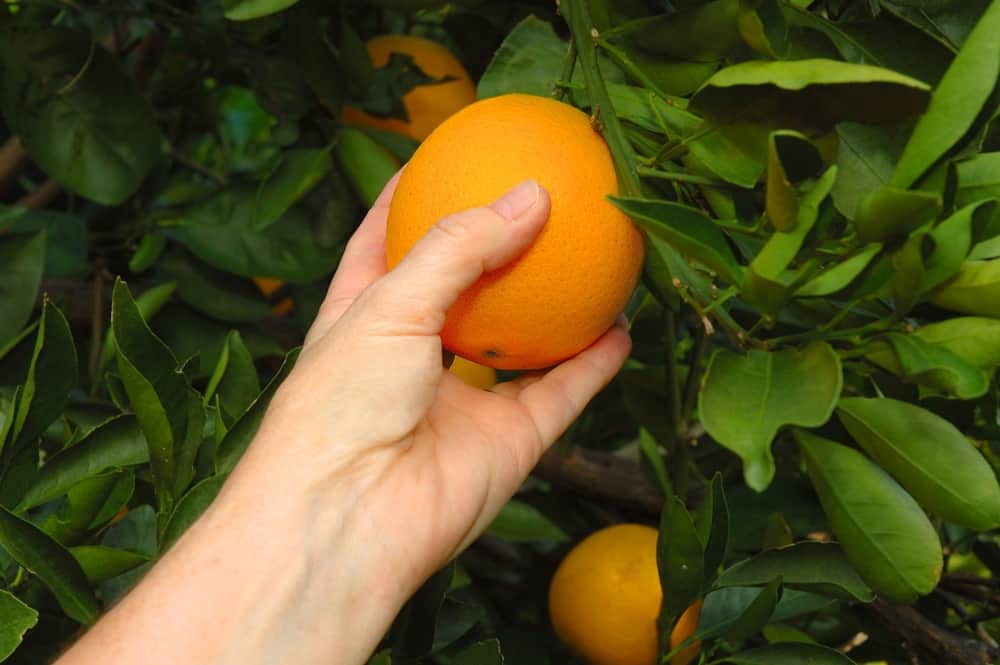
[548,524,703,665]
[449,356,497,389]
[253,277,293,316]
[385,94,644,370]
[341,35,476,141]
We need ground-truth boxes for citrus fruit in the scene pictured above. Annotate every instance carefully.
[253,277,293,316]
[341,35,476,141]
[385,94,644,370]
[548,524,702,665]
[449,356,497,389]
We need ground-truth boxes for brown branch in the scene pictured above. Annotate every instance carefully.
[0,137,28,193]
[867,600,998,665]
[533,446,664,516]
[15,178,62,209]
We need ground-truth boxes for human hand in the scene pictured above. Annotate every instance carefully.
[241,173,631,586]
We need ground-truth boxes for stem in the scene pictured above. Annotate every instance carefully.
[664,310,682,434]
[596,37,670,101]
[681,326,710,429]
[562,0,640,196]
[553,40,577,101]
[638,165,731,188]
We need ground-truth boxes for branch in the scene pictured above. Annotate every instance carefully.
[533,446,664,516]
[0,137,28,192]
[867,600,998,665]
[15,178,62,209]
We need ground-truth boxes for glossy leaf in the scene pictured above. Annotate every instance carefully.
[478,16,566,99]
[863,333,990,399]
[161,474,228,552]
[716,542,874,602]
[157,252,272,324]
[0,27,161,204]
[912,317,1000,369]
[453,639,503,665]
[720,578,782,645]
[611,197,744,286]
[796,430,942,603]
[0,590,38,661]
[923,201,997,292]
[335,128,398,208]
[70,545,150,584]
[832,122,909,220]
[9,301,76,453]
[392,563,455,663]
[956,152,1000,206]
[623,0,742,62]
[1,206,87,279]
[795,244,881,297]
[0,506,98,624]
[721,642,857,664]
[206,331,260,427]
[216,348,299,474]
[223,0,300,20]
[854,186,941,244]
[97,282,177,378]
[700,342,842,491]
[252,148,332,230]
[766,131,824,232]
[656,496,704,635]
[838,397,1000,530]
[486,499,568,543]
[698,588,834,641]
[892,0,1000,187]
[930,259,1000,317]
[0,231,45,349]
[41,471,134,546]
[699,473,730,583]
[689,59,930,130]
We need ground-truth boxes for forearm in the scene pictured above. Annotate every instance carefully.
[57,442,407,665]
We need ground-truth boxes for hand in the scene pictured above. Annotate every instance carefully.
[245,174,631,584]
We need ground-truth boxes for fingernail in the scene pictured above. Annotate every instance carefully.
[493,180,540,220]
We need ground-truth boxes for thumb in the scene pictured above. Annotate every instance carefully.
[370,179,551,334]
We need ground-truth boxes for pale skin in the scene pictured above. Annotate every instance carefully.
[57,176,632,665]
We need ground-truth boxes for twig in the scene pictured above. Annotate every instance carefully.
[533,446,664,516]
[15,179,62,209]
[0,137,28,192]
[867,599,998,665]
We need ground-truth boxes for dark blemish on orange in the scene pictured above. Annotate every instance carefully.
[483,349,501,359]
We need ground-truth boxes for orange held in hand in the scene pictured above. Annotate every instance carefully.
[548,524,703,665]
[341,35,476,141]
[385,94,644,370]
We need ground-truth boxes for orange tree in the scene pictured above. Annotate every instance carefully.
[1,1,1000,664]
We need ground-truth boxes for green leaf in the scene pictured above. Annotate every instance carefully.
[699,473,730,584]
[0,589,38,661]
[854,186,941,244]
[930,259,1000,317]
[157,252,272,324]
[160,474,228,552]
[795,430,942,603]
[795,244,882,297]
[700,342,842,491]
[216,347,299,474]
[716,542,874,602]
[831,122,910,220]
[863,333,990,399]
[453,639,503,665]
[128,233,167,274]
[0,205,88,279]
[698,588,834,642]
[392,563,454,663]
[837,397,1000,530]
[97,282,177,379]
[8,301,76,454]
[610,197,745,286]
[252,149,332,230]
[689,59,931,130]
[335,128,398,208]
[486,499,568,543]
[892,0,1000,187]
[639,427,672,496]
[762,513,793,550]
[721,642,857,664]
[622,0,743,62]
[223,0,300,20]
[766,131,825,232]
[912,316,1000,369]
[0,27,162,204]
[0,231,45,348]
[70,545,150,584]
[719,577,782,645]
[0,505,98,624]
[112,279,192,513]
[41,471,134,545]
[657,496,705,637]
[923,201,998,292]
[957,152,1000,206]
[478,16,566,99]
[208,331,260,427]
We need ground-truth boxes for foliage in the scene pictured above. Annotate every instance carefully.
[1,0,1000,663]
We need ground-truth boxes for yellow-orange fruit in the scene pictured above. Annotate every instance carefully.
[253,277,293,316]
[341,35,476,141]
[385,94,644,370]
[548,524,703,665]
[449,356,497,389]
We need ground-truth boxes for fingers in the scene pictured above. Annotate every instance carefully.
[368,180,550,335]
[510,321,632,445]
[306,171,402,344]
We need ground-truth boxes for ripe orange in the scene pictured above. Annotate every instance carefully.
[385,94,644,370]
[341,35,476,141]
[253,277,293,316]
[449,356,497,389]
[548,524,703,665]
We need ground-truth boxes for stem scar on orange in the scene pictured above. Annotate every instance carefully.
[385,94,644,370]
[341,35,476,141]
[548,524,703,665]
